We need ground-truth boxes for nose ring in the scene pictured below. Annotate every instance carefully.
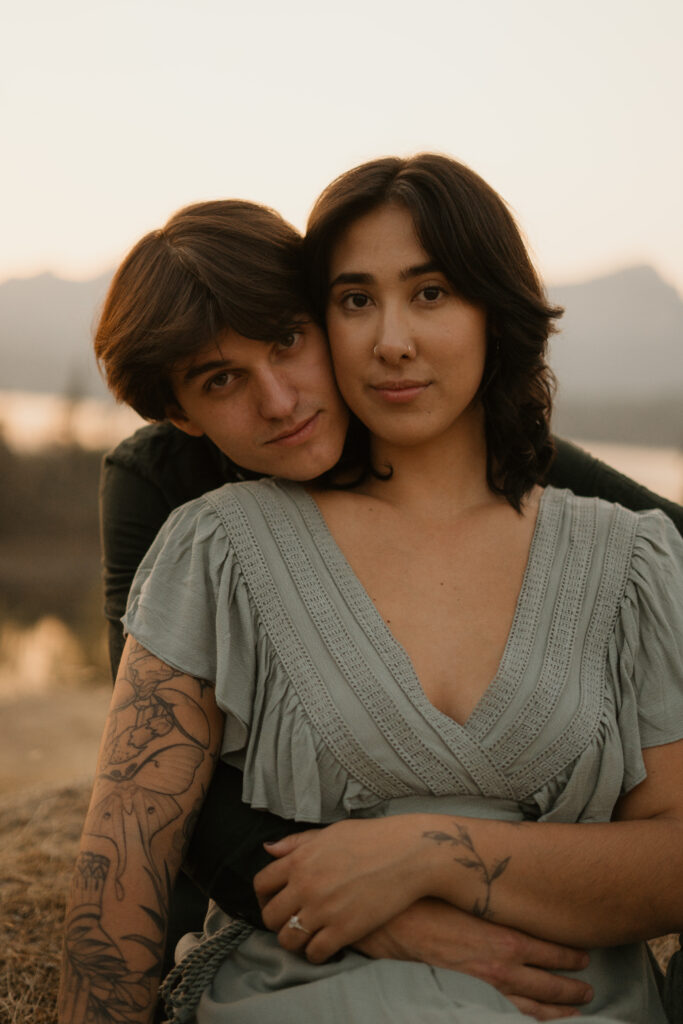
[372,343,416,358]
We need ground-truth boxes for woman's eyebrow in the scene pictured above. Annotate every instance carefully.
[399,261,441,281]
[329,261,441,289]
[329,271,373,288]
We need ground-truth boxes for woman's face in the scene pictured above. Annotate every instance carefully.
[326,203,488,453]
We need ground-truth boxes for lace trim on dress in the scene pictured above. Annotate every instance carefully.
[204,483,640,808]
[284,481,514,799]
[489,491,598,769]
[509,502,637,798]
[252,483,486,798]
[205,486,413,801]
[464,486,563,741]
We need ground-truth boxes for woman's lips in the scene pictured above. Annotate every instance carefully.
[267,412,320,446]
[371,381,430,403]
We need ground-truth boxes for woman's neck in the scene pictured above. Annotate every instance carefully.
[359,409,495,520]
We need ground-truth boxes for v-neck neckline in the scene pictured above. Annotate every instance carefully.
[278,481,560,745]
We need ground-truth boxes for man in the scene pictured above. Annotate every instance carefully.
[96,197,683,1021]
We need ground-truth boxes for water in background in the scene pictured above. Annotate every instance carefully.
[0,388,143,452]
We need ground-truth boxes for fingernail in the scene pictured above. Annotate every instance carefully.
[583,987,594,1003]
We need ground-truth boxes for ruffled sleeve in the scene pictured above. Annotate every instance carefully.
[607,509,683,791]
[121,484,367,823]
[123,491,257,754]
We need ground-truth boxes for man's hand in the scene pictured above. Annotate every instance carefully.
[355,899,592,1021]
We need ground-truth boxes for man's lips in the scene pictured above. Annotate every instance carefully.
[370,381,430,403]
[267,412,320,446]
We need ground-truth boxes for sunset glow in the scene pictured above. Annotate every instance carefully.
[3,0,682,293]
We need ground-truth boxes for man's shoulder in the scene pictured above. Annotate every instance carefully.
[105,420,182,469]
[104,421,238,507]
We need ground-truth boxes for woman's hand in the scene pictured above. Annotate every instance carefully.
[253,817,429,962]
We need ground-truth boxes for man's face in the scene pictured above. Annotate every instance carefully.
[168,321,349,480]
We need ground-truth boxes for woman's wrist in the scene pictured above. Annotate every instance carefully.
[411,815,513,919]
[379,814,460,905]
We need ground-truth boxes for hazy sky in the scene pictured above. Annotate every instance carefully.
[3,0,682,292]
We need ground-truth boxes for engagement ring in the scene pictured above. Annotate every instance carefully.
[287,914,311,934]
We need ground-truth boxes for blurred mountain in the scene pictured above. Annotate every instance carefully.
[548,265,683,445]
[0,264,681,445]
[549,265,683,398]
[0,271,112,399]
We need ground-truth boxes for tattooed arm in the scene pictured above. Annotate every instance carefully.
[255,741,683,963]
[58,637,224,1024]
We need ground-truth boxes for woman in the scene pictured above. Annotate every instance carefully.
[61,157,683,1024]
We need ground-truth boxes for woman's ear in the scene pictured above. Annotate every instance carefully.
[165,404,205,437]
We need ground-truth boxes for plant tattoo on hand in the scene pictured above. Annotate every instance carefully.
[424,822,510,918]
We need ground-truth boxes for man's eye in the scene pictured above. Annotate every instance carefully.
[280,330,302,350]
[204,371,233,391]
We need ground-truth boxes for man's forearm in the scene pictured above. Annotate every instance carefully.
[353,898,594,1015]
[60,843,165,1024]
[59,639,223,1024]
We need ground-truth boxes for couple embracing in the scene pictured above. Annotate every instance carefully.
[60,154,683,1024]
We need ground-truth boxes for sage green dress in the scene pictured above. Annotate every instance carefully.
[124,481,683,1023]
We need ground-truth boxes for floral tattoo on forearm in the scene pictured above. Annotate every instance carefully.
[423,821,510,918]
[60,851,151,1022]
[59,640,217,1023]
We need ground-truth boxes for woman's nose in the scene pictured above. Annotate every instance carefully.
[372,315,416,364]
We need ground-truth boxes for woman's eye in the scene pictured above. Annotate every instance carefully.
[419,285,445,302]
[341,292,371,310]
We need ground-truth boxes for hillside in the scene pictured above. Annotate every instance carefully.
[0,271,111,398]
[548,265,683,400]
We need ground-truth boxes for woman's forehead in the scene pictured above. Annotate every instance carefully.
[329,204,429,279]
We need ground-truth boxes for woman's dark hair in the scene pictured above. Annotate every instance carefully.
[95,200,309,421]
[304,154,562,510]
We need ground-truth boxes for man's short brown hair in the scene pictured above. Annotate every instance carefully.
[95,200,309,421]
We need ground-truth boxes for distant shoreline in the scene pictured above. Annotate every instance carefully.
[0,388,681,503]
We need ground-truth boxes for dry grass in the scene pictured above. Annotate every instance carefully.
[0,784,680,1023]
[0,782,90,1024]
